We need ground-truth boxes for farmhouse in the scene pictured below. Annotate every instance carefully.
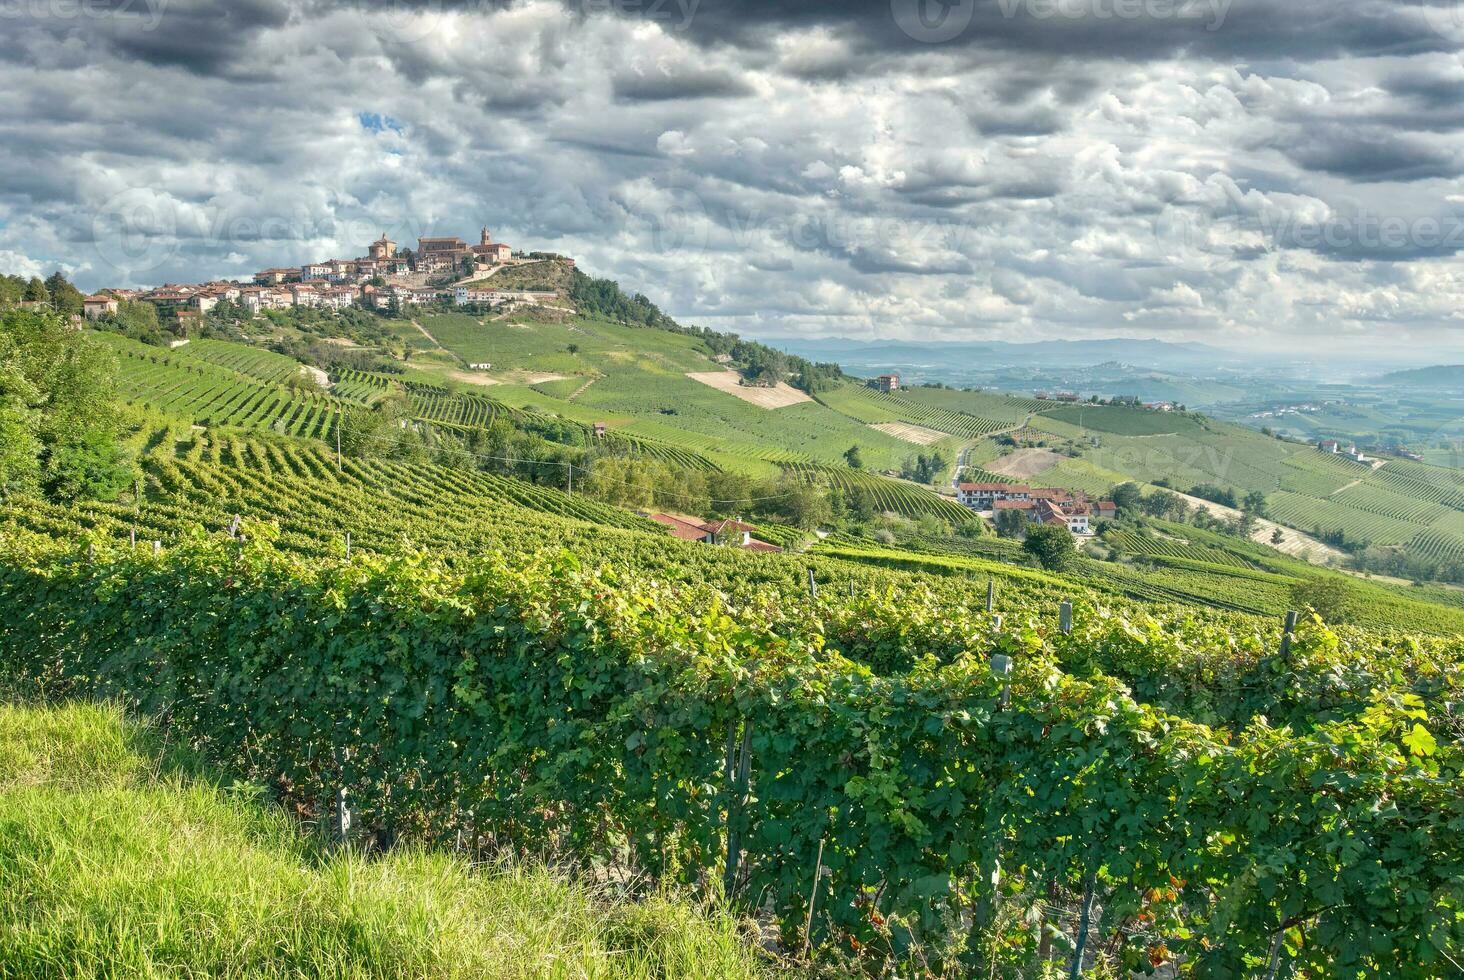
[957,482,1033,509]
[83,294,117,319]
[867,374,900,393]
[649,514,782,553]
[959,482,1110,528]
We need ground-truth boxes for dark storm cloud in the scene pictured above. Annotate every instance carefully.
[1286,126,1462,182]
[606,0,1451,62]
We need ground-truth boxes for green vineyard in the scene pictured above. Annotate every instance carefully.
[815,383,1012,439]
[1102,529,1255,569]
[104,339,341,441]
[784,463,978,524]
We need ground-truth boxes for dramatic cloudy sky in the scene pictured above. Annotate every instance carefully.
[7,0,1464,352]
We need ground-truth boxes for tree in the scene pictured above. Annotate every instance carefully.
[1271,527,1285,545]
[44,271,85,318]
[566,343,580,355]
[1290,578,1354,624]
[995,508,1028,539]
[1024,522,1076,570]
[23,277,48,302]
[107,300,166,345]
[0,307,135,501]
[843,445,863,470]
[780,481,832,530]
[1242,490,1268,516]
[1110,482,1143,514]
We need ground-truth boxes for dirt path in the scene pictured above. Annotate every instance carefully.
[1171,490,1348,565]
[1329,478,1362,498]
[410,319,452,356]
[567,377,598,401]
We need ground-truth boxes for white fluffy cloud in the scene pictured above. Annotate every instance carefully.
[3,0,1464,353]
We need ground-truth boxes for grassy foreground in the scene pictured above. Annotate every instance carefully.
[0,702,768,979]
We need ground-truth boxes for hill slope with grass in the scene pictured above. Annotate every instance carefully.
[0,701,765,979]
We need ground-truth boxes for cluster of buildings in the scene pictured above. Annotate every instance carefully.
[957,482,1117,535]
[648,515,782,553]
[1035,391,1175,410]
[1318,439,1370,463]
[83,226,570,325]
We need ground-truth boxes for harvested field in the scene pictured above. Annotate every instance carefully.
[445,370,501,387]
[989,448,1063,479]
[870,421,949,445]
[686,371,813,409]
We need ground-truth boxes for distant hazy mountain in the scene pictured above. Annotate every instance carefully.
[767,336,1239,375]
[1379,365,1464,387]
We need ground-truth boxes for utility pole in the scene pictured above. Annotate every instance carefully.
[335,420,342,471]
[567,462,572,496]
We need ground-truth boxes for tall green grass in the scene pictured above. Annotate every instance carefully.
[0,703,767,979]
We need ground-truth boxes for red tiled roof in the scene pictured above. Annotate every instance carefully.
[744,539,782,553]
[650,514,710,542]
[993,500,1034,510]
[959,482,1031,493]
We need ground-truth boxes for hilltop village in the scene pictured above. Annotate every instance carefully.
[73,228,574,326]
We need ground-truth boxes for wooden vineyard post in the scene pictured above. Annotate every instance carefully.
[986,578,995,613]
[1069,875,1098,978]
[566,463,572,497]
[129,527,136,550]
[1279,609,1299,659]
[1041,606,1070,968]
[722,720,753,900]
[990,653,1012,709]
[336,421,342,472]
[977,614,1012,944]
[152,540,161,556]
[336,748,351,843]
[344,532,352,560]
[801,836,827,961]
[806,568,818,599]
